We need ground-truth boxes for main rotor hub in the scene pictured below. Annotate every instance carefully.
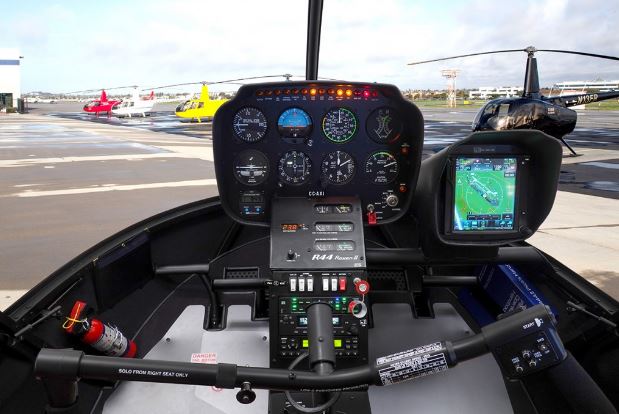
[525,46,537,56]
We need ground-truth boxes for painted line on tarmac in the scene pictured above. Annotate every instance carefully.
[0,152,214,167]
[7,179,218,197]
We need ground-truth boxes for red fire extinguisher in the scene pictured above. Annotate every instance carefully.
[63,300,137,358]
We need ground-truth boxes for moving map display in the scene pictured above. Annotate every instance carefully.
[453,157,517,231]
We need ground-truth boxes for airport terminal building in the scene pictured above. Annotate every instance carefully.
[0,48,21,109]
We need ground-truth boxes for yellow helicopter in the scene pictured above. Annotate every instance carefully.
[148,75,302,123]
[175,84,227,123]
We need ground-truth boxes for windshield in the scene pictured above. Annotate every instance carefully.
[0,0,618,307]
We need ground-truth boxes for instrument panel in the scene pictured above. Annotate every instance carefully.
[213,81,424,226]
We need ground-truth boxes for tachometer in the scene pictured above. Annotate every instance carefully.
[278,151,312,185]
[278,108,312,138]
[322,108,357,143]
[321,151,355,185]
[365,151,399,184]
[233,150,269,185]
[233,107,267,142]
[366,107,403,143]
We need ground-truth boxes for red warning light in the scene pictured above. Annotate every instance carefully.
[363,90,370,98]
[309,88,317,96]
[275,89,282,95]
[399,184,407,193]
[284,89,290,95]
[292,89,299,94]
[372,90,379,97]
[353,89,362,96]
[301,88,309,95]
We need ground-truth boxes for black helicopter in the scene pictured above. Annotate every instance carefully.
[409,47,619,155]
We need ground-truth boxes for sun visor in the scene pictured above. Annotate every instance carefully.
[414,130,562,254]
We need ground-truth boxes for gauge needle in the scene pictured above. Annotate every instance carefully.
[340,159,351,167]
[338,110,341,123]
[337,152,341,165]
[384,161,396,168]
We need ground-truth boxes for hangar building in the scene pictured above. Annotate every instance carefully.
[0,48,21,109]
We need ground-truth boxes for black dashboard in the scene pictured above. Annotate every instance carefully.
[213,81,424,226]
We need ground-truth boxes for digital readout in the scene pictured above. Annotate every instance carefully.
[314,222,354,232]
[281,224,299,232]
[298,316,341,326]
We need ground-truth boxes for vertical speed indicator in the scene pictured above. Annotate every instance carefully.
[233,107,267,143]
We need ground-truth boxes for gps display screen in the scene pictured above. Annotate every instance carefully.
[453,157,517,231]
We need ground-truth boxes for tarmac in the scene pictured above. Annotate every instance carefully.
[0,102,617,310]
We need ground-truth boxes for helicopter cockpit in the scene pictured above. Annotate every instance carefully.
[9,2,616,414]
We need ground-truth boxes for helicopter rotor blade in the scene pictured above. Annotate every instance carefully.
[143,74,309,91]
[407,49,525,65]
[535,49,619,61]
[66,85,139,94]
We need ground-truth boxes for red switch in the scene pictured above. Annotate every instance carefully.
[367,211,377,225]
[355,280,370,296]
[338,276,347,291]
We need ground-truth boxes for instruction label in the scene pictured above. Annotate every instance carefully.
[377,342,448,385]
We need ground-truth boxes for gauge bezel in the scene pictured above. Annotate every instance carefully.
[277,107,313,139]
[232,107,268,143]
[322,107,358,144]
[321,150,356,185]
[232,149,270,186]
[278,150,313,186]
[365,150,399,185]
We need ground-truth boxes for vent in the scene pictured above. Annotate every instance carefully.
[224,267,260,279]
[367,269,407,291]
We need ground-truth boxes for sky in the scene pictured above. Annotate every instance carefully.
[2,0,618,94]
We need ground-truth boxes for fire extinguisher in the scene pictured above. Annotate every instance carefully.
[63,300,137,358]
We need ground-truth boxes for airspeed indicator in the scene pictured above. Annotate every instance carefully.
[322,108,357,143]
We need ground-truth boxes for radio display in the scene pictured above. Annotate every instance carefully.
[453,157,517,232]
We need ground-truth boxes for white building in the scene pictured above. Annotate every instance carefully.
[0,48,21,109]
[553,80,619,92]
[468,86,523,99]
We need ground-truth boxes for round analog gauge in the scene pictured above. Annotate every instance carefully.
[365,151,399,184]
[322,108,357,143]
[278,108,313,138]
[366,107,403,143]
[278,151,312,185]
[321,151,356,185]
[233,150,269,185]
[233,107,267,142]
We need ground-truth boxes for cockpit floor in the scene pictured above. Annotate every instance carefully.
[103,304,512,413]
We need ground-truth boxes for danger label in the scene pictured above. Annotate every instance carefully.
[377,342,448,386]
[191,352,217,364]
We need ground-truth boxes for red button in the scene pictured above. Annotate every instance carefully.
[355,280,370,296]
[338,277,347,291]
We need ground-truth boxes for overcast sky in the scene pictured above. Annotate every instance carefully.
[2,0,618,93]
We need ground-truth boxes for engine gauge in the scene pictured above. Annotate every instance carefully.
[233,107,267,142]
[366,107,403,143]
[278,108,313,138]
[233,150,269,185]
[322,108,357,143]
[365,151,399,184]
[278,151,312,185]
[321,151,355,185]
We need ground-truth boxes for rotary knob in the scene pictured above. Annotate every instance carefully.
[386,194,399,207]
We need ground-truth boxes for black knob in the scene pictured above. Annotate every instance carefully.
[236,382,256,404]
[287,249,296,260]
[347,325,359,335]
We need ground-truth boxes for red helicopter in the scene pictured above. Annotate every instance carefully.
[82,89,122,117]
